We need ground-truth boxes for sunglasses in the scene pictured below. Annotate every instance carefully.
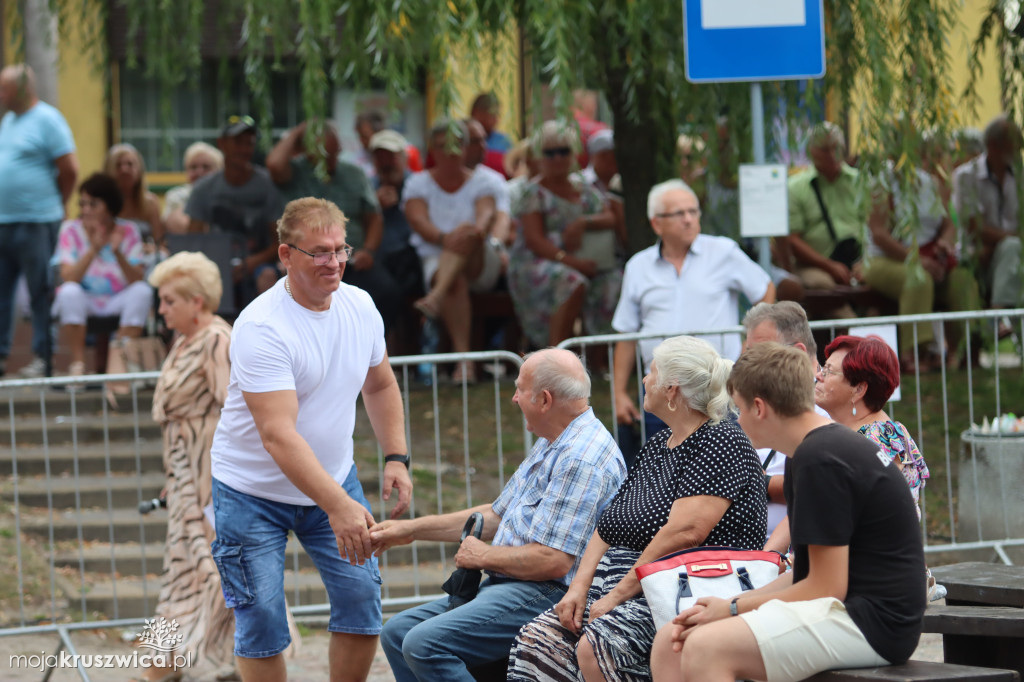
[227,114,256,127]
[542,147,573,158]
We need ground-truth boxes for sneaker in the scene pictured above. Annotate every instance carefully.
[68,361,86,377]
[18,356,47,378]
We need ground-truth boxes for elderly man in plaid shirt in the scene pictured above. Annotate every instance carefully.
[371,348,626,682]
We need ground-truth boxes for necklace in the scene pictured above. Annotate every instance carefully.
[284,277,293,299]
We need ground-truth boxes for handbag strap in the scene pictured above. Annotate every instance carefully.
[810,176,839,244]
[760,449,777,470]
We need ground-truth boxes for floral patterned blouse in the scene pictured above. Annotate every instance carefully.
[858,420,930,518]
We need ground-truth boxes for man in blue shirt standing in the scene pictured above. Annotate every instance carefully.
[371,348,626,682]
[0,64,78,377]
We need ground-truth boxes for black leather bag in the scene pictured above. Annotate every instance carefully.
[441,512,485,611]
[829,237,862,269]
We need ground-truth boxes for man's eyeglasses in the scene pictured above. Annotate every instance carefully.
[655,208,701,220]
[542,146,573,158]
[287,243,353,266]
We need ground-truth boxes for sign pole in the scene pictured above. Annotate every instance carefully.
[750,82,773,272]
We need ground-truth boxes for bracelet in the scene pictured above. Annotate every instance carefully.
[555,249,567,262]
[384,454,410,469]
[729,597,740,617]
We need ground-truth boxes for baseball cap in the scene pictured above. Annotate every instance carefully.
[220,115,257,138]
[587,129,614,156]
[369,129,408,153]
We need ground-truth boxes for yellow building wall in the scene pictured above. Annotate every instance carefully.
[426,24,521,141]
[842,0,1004,151]
[950,0,1005,128]
[57,20,108,183]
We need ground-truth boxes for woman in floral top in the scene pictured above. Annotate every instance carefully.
[814,335,930,517]
[508,121,622,347]
[51,173,153,375]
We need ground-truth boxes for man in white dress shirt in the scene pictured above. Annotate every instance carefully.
[611,179,775,463]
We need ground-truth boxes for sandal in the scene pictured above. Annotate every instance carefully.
[452,361,478,385]
[413,296,440,320]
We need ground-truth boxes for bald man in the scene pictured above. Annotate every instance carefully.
[372,348,626,682]
[0,64,79,377]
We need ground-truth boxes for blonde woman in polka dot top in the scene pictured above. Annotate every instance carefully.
[509,335,767,682]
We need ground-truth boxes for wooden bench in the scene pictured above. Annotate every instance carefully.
[469,290,522,354]
[802,285,897,320]
[806,659,1019,680]
[920,604,1024,676]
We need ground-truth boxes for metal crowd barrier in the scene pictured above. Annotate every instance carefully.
[0,351,527,681]
[2,311,1023,678]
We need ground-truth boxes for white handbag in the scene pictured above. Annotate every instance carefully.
[636,546,783,630]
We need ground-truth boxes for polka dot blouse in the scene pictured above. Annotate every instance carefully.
[596,419,767,552]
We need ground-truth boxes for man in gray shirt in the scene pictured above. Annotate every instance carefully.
[185,115,285,307]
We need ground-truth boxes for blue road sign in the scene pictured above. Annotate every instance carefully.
[683,0,825,83]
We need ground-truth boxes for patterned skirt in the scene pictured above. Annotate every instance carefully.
[507,546,656,682]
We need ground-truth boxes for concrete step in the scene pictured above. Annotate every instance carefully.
[58,564,452,619]
[3,472,166,509]
[17,507,168,543]
[48,538,460,576]
[1,413,162,445]
[0,441,164,476]
[0,386,154,417]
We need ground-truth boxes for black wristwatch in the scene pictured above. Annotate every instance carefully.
[384,454,410,469]
[729,597,740,617]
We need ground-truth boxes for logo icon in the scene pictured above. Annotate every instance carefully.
[137,617,184,653]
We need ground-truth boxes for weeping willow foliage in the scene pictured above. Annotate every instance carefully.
[8,0,968,250]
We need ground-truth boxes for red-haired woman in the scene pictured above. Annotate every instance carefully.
[814,335,930,515]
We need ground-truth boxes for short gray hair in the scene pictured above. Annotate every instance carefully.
[807,121,846,157]
[742,301,817,360]
[525,349,591,402]
[429,118,469,148]
[532,120,580,153]
[647,179,698,219]
[651,336,733,424]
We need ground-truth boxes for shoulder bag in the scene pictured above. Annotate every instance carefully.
[810,176,861,269]
[636,546,783,630]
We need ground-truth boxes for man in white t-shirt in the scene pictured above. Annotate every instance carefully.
[209,197,413,682]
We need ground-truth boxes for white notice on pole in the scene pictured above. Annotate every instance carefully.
[739,164,789,238]
[701,0,806,29]
[850,324,901,402]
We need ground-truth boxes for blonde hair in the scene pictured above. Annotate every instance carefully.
[727,342,815,418]
[277,197,347,245]
[652,336,733,424]
[148,251,223,312]
[104,143,149,208]
[533,120,580,153]
[183,142,224,171]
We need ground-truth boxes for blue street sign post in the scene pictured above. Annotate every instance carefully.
[683,0,826,271]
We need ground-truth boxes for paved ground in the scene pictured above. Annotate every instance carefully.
[1,616,945,681]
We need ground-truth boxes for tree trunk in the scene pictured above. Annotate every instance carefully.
[23,0,60,105]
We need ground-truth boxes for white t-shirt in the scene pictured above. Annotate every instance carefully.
[210,279,386,505]
[759,447,788,537]
[402,168,510,260]
[866,165,946,259]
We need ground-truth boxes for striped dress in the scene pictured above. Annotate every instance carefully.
[151,317,235,669]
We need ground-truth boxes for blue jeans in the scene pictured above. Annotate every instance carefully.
[381,577,566,682]
[0,221,59,359]
[211,465,382,658]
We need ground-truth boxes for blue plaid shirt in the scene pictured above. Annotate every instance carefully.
[491,408,626,585]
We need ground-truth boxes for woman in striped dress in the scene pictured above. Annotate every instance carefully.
[144,251,234,681]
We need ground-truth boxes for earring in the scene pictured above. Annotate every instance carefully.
[193,314,199,325]
[852,405,857,417]
[667,401,676,412]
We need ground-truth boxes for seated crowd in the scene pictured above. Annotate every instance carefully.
[0,65,949,682]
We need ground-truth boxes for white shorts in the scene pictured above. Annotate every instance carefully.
[740,597,888,682]
[421,237,505,294]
